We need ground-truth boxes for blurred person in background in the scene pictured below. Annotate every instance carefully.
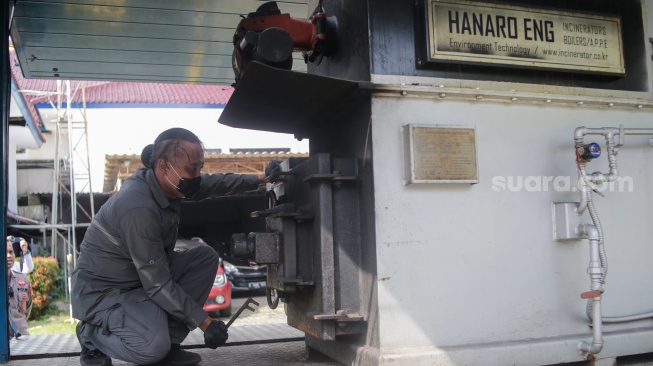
[6,236,34,274]
[6,239,33,339]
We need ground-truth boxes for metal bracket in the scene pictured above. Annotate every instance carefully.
[311,310,365,323]
[303,173,357,183]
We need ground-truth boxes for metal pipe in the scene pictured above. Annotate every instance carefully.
[574,126,587,140]
[576,167,589,214]
[576,126,653,137]
[578,224,604,354]
[579,298,603,354]
[574,126,653,198]
[601,311,653,323]
[602,132,619,181]
[573,125,653,354]
[574,132,590,214]
[578,224,602,289]
[584,130,619,184]
[586,218,653,325]
[586,193,606,285]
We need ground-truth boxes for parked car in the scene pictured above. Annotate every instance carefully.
[222,258,267,292]
[203,263,232,317]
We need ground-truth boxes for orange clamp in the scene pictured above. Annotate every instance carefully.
[581,290,602,299]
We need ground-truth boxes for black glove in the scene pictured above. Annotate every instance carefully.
[204,320,228,349]
[265,160,282,182]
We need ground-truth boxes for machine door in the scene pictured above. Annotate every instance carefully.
[232,153,365,340]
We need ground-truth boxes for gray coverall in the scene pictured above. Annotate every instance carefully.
[72,167,259,365]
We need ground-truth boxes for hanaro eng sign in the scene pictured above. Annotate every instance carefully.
[426,0,624,75]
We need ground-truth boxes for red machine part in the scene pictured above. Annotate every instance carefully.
[236,12,325,52]
[231,1,329,85]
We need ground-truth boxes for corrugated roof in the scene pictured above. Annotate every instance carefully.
[9,49,234,130]
[35,82,235,106]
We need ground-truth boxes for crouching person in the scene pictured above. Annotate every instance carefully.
[72,128,266,366]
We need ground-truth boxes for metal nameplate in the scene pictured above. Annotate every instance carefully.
[404,124,478,184]
[426,0,624,75]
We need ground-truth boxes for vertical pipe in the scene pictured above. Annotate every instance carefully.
[66,81,77,261]
[579,298,603,354]
[51,81,62,262]
[67,253,73,323]
[579,234,604,354]
[81,82,94,224]
[576,168,588,214]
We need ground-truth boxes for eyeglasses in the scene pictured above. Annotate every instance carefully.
[8,286,13,298]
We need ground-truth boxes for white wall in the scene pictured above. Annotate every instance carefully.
[371,96,653,364]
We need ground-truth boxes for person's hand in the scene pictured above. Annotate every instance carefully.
[19,238,28,254]
[265,160,282,182]
[204,320,228,348]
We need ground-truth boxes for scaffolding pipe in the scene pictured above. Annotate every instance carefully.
[50,81,62,261]
[66,80,77,263]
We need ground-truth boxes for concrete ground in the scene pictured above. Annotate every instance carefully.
[9,295,653,365]
[6,340,341,366]
[6,294,342,366]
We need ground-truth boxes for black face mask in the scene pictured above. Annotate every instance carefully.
[166,163,202,198]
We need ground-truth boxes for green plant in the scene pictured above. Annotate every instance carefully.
[31,242,50,257]
[27,256,59,319]
[51,262,68,300]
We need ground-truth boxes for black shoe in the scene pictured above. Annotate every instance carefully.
[152,344,201,366]
[80,346,112,366]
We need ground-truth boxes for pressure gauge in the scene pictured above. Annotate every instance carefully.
[580,142,601,160]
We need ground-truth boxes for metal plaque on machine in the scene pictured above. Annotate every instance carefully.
[425,0,624,75]
[403,124,478,184]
